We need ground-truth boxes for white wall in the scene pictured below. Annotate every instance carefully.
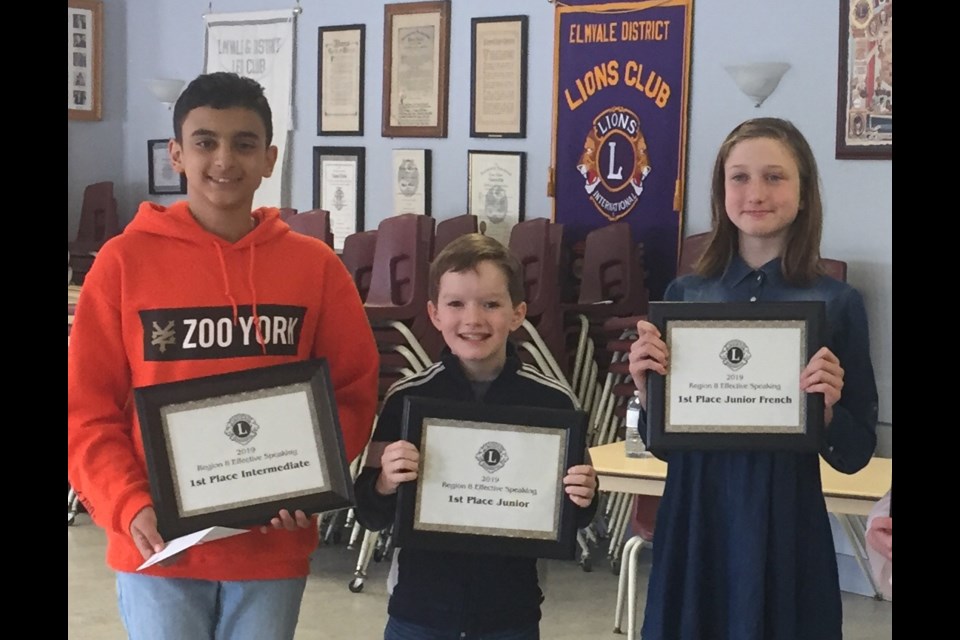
[67,0,892,428]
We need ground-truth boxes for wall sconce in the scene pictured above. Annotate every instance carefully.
[724,62,791,108]
[146,78,186,109]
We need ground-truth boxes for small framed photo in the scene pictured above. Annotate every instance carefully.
[392,149,432,216]
[133,360,356,540]
[471,16,528,138]
[396,397,587,559]
[147,139,186,195]
[646,301,826,453]
[836,0,892,159]
[467,150,526,247]
[318,24,365,136]
[382,1,451,138]
[313,146,365,252]
[68,0,103,121]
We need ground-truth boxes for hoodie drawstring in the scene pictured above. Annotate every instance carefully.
[214,241,267,355]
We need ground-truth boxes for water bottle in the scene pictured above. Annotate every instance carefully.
[624,390,648,458]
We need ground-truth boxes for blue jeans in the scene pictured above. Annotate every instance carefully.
[384,616,540,640]
[115,572,306,640]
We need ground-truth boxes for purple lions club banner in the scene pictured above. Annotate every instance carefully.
[551,0,692,300]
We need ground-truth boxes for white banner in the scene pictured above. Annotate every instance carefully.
[204,10,297,209]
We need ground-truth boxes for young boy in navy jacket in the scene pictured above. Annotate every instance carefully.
[354,233,598,640]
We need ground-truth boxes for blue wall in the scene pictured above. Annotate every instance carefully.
[67,0,893,428]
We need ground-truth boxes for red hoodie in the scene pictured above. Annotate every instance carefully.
[67,201,379,580]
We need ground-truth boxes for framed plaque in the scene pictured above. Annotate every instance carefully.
[646,301,826,453]
[318,24,365,136]
[68,0,103,121]
[396,397,587,559]
[313,146,365,252]
[134,359,355,540]
[471,15,528,138]
[147,139,186,195]
[382,1,451,138]
[467,150,526,247]
[392,148,432,216]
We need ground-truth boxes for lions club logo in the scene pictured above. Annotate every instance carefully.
[225,414,259,445]
[576,106,652,221]
[476,442,509,473]
[719,340,751,371]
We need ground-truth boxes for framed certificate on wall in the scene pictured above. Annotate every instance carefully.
[313,146,365,252]
[471,15,528,138]
[392,149,432,216]
[467,150,526,247]
[318,24,365,136]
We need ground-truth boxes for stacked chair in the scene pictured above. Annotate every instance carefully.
[340,230,378,302]
[433,213,479,259]
[286,208,334,248]
[69,181,119,285]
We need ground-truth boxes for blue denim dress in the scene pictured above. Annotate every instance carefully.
[639,256,879,640]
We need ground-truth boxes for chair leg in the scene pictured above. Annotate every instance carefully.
[627,538,649,639]
[614,535,641,633]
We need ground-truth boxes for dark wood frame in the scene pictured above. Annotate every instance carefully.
[317,24,366,136]
[381,1,451,138]
[133,360,355,540]
[835,0,892,159]
[646,301,825,453]
[68,0,104,121]
[470,15,528,139]
[397,397,587,559]
[392,148,432,216]
[147,139,186,195]
[313,146,365,240]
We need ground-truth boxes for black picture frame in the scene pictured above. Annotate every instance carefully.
[835,0,892,159]
[313,146,365,246]
[470,15,528,138]
[317,24,365,136]
[134,359,355,540]
[392,148,432,216]
[147,139,186,195]
[396,397,587,560]
[466,150,526,247]
[646,301,826,453]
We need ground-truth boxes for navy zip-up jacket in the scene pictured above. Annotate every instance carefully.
[354,344,599,634]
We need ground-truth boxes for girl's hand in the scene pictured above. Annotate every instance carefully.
[866,516,892,562]
[261,509,313,534]
[801,347,844,424]
[627,320,669,409]
[376,440,420,496]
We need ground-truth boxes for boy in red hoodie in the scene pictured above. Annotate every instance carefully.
[67,72,379,639]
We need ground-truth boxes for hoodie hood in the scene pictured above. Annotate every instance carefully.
[125,200,289,249]
[125,200,290,351]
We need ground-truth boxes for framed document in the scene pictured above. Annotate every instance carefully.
[467,150,526,247]
[835,0,892,159]
[392,149,432,216]
[396,397,587,559]
[68,0,103,121]
[133,360,356,540]
[646,301,826,453]
[313,146,365,252]
[471,16,528,138]
[318,24,365,136]
[147,139,186,195]
[382,1,451,138]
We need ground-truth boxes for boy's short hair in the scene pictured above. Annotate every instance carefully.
[173,72,273,145]
[429,233,525,306]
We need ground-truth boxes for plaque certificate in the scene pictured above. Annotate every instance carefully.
[134,359,355,539]
[396,397,587,559]
[467,150,526,247]
[313,147,365,252]
[646,301,826,452]
[471,16,528,138]
[318,25,365,135]
[392,148,432,216]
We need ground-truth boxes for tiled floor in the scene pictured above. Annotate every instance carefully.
[67,514,892,639]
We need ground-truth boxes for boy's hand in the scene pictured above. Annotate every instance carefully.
[260,509,314,534]
[563,464,598,507]
[376,440,420,496]
[130,506,182,567]
[866,516,892,562]
[800,346,844,425]
[627,320,669,410]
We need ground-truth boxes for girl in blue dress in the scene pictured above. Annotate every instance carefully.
[627,118,879,640]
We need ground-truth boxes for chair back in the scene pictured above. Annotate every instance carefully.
[341,231,378,301]
[366,214,434,310]
[71,181,119,254]
[278,207,298,221]
[287,209,334,248]
[434,214,479,258]
[578,223,647,316]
